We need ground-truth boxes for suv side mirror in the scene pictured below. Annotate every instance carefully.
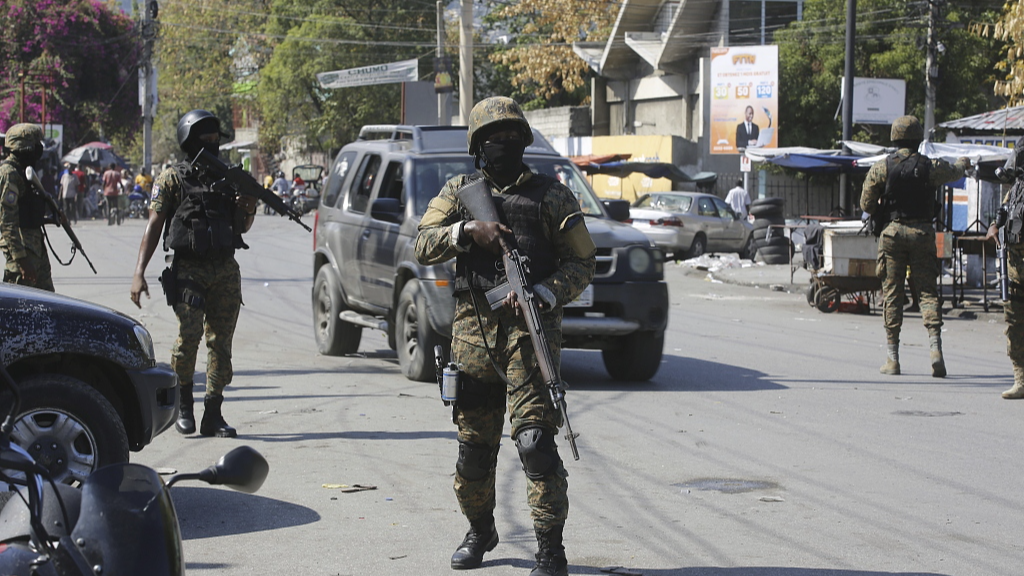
[602,200,631,222]
[370,197,404,224]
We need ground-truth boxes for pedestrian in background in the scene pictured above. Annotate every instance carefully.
[859,115,969,377]
[130,109,258,438]
[102,162,121,225]
[725,178,751,219]
[415,97,596,576]
[0,124,55,291]
[59,163,79,223]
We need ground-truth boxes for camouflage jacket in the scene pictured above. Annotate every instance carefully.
[860,149,969,215]
[415,169,596,345]
[0,157,43,260]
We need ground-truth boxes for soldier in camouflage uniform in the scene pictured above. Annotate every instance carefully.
[0,124,54,291]
[860,115,969,377]
[130,110,258,438]
[986,137,1024,399]
[415,97,596,576]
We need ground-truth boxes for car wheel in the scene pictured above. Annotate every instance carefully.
[397,280,447,382]
[602,331,664,381]
[686,234,707,259]
[313,267,362,355]
[3,375,128,485]
[741,234,756,259]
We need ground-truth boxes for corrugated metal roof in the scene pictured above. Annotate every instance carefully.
[936,106,1024,133]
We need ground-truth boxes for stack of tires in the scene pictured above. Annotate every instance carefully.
[748,197,791,265]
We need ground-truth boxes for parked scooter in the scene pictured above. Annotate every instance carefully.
[128,185,149,219]
[290,184,320,216]
[0,363,269,576]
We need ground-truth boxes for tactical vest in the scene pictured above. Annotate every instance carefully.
[884,152,935,222]
[164,163,241,259]
[0,160,47,229]
[1005,178,1024,245]
[453,174,559,293]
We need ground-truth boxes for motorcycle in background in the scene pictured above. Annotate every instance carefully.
[0,363,269,576]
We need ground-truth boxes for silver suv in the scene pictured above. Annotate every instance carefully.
[312,125,668,381]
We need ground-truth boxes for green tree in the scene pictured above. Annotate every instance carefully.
[152,0,271,163]
[0,0,139,149]
[256,0,435,156]
[775,0,1001,149]
[978,0,1024,105]
[485,0,616,109]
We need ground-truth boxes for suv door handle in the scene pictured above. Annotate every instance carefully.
[362,229,371,238]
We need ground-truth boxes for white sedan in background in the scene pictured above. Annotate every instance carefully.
[628,191,755,260]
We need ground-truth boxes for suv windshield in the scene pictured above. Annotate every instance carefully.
[409,158,604,217]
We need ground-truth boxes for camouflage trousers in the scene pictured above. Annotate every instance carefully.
[2,239,54,292]
[876,221,942,343]
[170,255,241,396]
[451,294,568,531]
[1004,245,1024,371]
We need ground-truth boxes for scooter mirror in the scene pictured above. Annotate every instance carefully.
[199,446,269,494]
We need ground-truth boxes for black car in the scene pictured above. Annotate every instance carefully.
[312,125,669,382]
[0,284,178,484]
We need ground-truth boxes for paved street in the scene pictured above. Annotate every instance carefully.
[49,213,1021,576]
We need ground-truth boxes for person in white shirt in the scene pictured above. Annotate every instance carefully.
[725,179,751,219]
[59,165,80,223]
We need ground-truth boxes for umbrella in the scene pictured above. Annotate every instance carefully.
[62,142,128,168]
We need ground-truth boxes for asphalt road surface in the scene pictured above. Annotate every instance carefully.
[48,212,1020,576]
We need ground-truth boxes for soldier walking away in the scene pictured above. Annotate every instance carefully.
[415,97,597,576]
[987,138,1024,398]
[859,115,969,377]
[0,124,55,291]
[129,110,258,438]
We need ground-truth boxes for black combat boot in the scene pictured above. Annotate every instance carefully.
[199,394,237,438]
[450,514,498,570]
[530,526,567,576]
[175,383,196,435]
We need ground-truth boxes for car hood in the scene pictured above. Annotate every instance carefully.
[585,216,653,248]
[0,284,149,368]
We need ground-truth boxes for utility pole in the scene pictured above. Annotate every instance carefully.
[141,1,158,176]
[437,1,450,126]
[839,0,856,215]
[459,0,473,125]
[923,0,939,136]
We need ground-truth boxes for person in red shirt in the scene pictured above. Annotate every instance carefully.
[102,163,122,225]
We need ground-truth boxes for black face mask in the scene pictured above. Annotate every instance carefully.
[481,139,525,181]
[13,142,43,167]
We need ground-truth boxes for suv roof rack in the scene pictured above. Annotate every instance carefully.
[355,124,559,156]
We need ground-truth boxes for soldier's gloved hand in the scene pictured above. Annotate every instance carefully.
[464,220,511,255]
[16,258,36,284]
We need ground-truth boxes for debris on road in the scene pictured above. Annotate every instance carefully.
[322,483,377,493]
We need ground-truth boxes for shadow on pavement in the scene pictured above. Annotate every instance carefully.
[562,350,787,392]
[174,486,319,540]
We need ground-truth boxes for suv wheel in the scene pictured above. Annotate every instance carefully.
[397,280,446,382]
[602,331,664,381]
[5,375,128,485]
[313,267,362,355]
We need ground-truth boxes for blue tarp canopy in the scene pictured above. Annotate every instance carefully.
[581,161,718,184]
[765,153,870,174]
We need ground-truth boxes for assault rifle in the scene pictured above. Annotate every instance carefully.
[190,148,311,232]
[24,166,97,274]
[457,180,580,460]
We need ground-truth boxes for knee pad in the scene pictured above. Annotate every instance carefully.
[456,441,498,481]
[515,426,562,481]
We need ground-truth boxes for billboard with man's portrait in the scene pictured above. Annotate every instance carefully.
[709,45,779,154]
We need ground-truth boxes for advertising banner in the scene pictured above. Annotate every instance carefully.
[709,45,778,154]
[317,58,419,90]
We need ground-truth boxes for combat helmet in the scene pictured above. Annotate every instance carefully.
[176,109,222,153]
[466,97,533,156]
[890,115,924,142]
[4,123,43,152]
